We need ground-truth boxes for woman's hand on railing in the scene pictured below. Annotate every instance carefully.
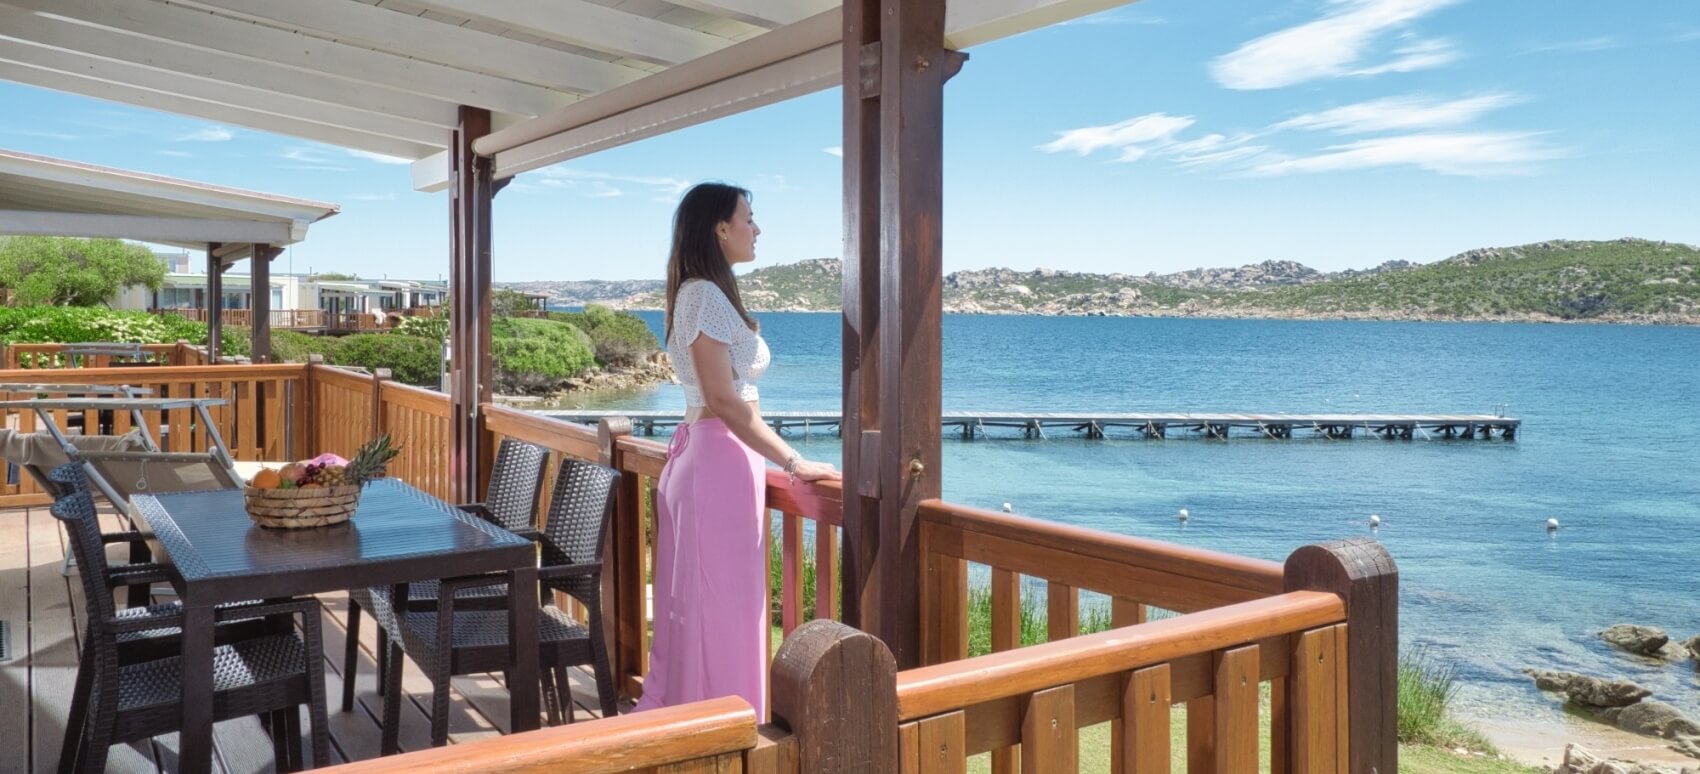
[792,459,840,482]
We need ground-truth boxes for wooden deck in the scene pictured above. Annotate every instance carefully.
[0,504,612,774]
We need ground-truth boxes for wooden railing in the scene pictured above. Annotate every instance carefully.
[0,361,1395,769]
[326,311,388,332]
[151,308,328,329]
[0,340,247,369]
[0,363,310,506]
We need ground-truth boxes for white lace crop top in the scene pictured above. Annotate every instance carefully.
[668,279,770,408]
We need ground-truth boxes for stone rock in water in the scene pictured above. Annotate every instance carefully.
[1684,635,1700,660]
[1524,669,1652,707]
[1556,743,1697,773]
[1616,701,1700,740]
[1603,624,1672,656]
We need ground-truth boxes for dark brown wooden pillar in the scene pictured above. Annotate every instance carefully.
[206,243,223,362]
[250,244,279,363]
[840,0,959,668]
[449,106,495,504]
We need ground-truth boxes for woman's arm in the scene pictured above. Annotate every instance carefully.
[691,334,838,481]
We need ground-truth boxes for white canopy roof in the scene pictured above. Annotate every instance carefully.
[0,0,1133,192]
[0,147,340,255]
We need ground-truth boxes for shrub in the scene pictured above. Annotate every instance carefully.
[550,304,659,368]
[393,314,449,343]
[333,333,441,385]
[271,330,339,363]
[490,317,594,392]
[0,306,205,346]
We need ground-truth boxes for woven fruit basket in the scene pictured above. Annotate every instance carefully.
[242,434,399,529]
[244,484,363,528]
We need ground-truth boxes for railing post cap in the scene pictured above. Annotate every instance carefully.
[770,620,897,772]
[375,367,393,380]
[598,416,633,436]
[1283,537,1398,592]
[308,354,325,364]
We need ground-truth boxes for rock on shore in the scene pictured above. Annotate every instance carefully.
[1556,743,1700,773]
[1524,670,1651,707]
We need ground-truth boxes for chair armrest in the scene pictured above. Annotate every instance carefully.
[214,597,320,624]
[437,573,512,596]
[454,502,491,519]
[537,562,602,581]
[106,564,175,588]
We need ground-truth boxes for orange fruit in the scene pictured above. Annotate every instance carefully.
[251,469,283,489]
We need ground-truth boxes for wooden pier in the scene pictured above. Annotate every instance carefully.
[539,410,1520,441]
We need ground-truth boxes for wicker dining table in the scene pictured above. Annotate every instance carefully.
[129,478,541,774]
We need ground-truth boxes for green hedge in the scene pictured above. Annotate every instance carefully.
[491,317,594,392]
[0,306,196,346]
[549,304,660,368]
[333,333,440,385]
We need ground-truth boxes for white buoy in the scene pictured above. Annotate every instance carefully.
[1177,508,1190,522]
[1001,502,1013,513]
[1369,514,1381,528]
[1546,517,1560,531]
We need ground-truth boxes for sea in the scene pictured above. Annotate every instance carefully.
[542,310,1700,732]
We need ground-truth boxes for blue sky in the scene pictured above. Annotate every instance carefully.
[2,0,1697,281]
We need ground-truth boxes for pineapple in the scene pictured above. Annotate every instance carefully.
[343,434,401,487]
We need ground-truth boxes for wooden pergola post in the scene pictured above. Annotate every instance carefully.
[206,242,223,362]
[840,0,962,668]
[250,244,280,363]
[448,106,495,504]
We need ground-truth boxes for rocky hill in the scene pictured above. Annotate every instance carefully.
[503,238,1700,324]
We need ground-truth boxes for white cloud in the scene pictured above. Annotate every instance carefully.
[280,147,352,171]
[514,165,690,200]
[1039,113,1197,159]
[822,146,843,157]
[344,148,411,165]
[1275,93,1520,134]
[1210,0,1461,90]
[1247,132,1565,177]
[1523,36,1622,54]
[178,125,234,142]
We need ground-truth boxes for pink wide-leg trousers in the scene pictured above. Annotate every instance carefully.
[632,418,769,720]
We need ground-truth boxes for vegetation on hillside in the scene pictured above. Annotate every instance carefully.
[0,236,166,306]
[619,239,1700,323]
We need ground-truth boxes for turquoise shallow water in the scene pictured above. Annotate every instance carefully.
[550,311,1700,724]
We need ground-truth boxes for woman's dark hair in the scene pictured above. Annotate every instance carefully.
[665,182,758,342]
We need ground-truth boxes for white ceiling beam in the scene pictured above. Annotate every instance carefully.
[0,40,447,147]
[0,5,462,128]
[493,45,840,180]
[945,0,1136,49]
[661,0,836,29]
[1,0,580,116]
[411,151,450,194]
[474,9,838,157]
[403,0,731,66]
[0,62,440,159]
[0,210,292,243]
[175,0,645,93]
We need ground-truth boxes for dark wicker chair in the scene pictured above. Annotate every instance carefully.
[47,464,330,773]
[341,438,549,712]
[380,458,620,753]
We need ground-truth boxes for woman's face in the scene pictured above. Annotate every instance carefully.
[716,195,759,265]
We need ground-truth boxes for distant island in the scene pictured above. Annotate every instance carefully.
[501,238,1700,325]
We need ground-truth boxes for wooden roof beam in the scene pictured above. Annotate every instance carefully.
[401,0,732,67]
[662,0,837,29]
[173,0,647,93]
[0,4,462,129]
[1,0,582,115]
[0,62,440,159]
[0,40,448,148]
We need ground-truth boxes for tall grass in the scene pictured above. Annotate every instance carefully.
[1398,648,1492,750]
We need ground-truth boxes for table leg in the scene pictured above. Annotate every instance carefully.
[508,566,540,733]
[180,602,216,774]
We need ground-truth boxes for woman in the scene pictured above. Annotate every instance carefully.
[633,183,839,721]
